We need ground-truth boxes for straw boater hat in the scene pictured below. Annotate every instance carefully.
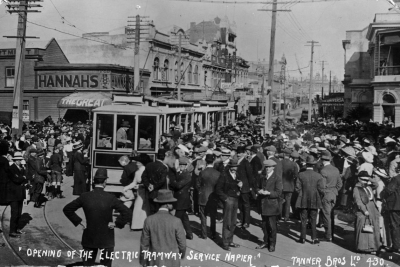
[362,152,374,163]
[73,141,83,150]
[12,152,24,161]
[373,168,389,179]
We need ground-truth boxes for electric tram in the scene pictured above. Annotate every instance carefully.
[91,100,235,193]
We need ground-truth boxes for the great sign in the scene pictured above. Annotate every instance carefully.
[59,98,109,108]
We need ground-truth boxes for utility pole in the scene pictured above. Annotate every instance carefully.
[127,14,150,94]
[258,0,291,134]
[319,60,327,99]
[4,0,41,135]
[306,41,319,122]
[283,63,287,121]
[177,32,182,101]
[329,71,332,94]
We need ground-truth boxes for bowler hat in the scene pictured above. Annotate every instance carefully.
[120,121,131,128]
[228,158,239,167]
[250,146,258,153]
[154,189,177,203]
[205,154,215,163]
[237,146,246,154]
[94,168,108,179]
[157,149,166,158]
[283,148,292,155]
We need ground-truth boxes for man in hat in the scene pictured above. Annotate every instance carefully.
[119,152,139,187]
[280,148,299,222]
[163,132,175,151]
[236,146,255,228]
[117,121,132,148]
[216,158,243,251]
[191,146,208,215]
[140,189,186,267]
[255,159,282,252]
[31,150,48,208]
[142,149,176,214]
[214,148,231,173]
[295,155,325,244]
[319,150,342,242]
[63,168,132,267]
[48,145,64,199]
[63,136,74,176]
[197,154,220,239]
[381,165,400,253]
[264,146,282,180]
[169,157,194,240]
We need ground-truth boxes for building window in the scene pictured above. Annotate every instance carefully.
[153,57,160,80]
[188,64,193,84]
[162,59,169,81]
[23,100,29,110]
[6,67,15,87]
[194,65,199,84]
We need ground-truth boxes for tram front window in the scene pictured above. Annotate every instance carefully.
[96,114,114,150]
[116,115,135,149]
[138,116,156,151]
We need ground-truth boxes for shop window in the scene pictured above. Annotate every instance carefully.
[137,116,156,151]
[96,114,114,150]
[194,65,199,84]
[153,57,160,80]
[5,67,15,87]
[116,115,135,150]
[162,59,169,81]
[188,64,193,84]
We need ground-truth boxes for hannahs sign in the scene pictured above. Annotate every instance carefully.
[37,74,99,89]
[36,72,135,90]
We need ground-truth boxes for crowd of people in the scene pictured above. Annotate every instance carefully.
[1,114,400,267]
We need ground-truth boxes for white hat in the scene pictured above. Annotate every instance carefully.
[362,151,374,163]
[177,144,189,154]
[12,152,24,161]
[314,137,321,143]
[374,167,389,179]
[365,146,377,156]
[384,137,396,144]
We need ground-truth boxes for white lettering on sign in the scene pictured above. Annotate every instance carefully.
[61,99,106,107]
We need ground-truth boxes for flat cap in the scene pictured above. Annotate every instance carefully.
[263,159,277,167]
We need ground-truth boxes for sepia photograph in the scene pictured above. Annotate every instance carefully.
[0,0,400,266]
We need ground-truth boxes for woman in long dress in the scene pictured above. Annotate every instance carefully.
[123,154,151,230]
[353,171,381,254]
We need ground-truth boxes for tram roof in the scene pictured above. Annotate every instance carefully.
[93,104,163,114]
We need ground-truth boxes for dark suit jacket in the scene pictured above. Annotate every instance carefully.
[250,155,263,184]
[314,160,324,173]
[214,161,228,174]
[120,162,138,186]
[256,171,282,216]
[216,169,241,202]
[170,170,192,210]
[7,164,27,202]
[295,169,325,209]
[49,153,63,172]
[142,160,168,200]
[0,156,10,205]
[140,210,186,267]
[381,174,400,211]
[237,157,254,193]
[320,164,343,202]
[281,158,298,192]
[26,155,38,181]
[197,167,220,206]
[63,187,132,248]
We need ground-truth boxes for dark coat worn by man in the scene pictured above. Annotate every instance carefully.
[8,163,27,235]
[320,163,342,240]
[295,168,325,242]
[280,157,299,220]
[197,166,220,238]
[141,160,168,214]
[73,151,89,195]
[381,174,400,250]
[237,157,255,226]
[256,169,282,251]
[0,156,10,205]
[169,169,193,238]
[63,187,132,266]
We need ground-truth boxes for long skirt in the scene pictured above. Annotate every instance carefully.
[131,185,150,230]
[73,170,87,196]
[354,202,380,252]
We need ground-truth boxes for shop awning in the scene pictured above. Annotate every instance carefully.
[57,92,112,109]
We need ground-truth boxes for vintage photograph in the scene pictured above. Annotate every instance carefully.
[0,0,400,266]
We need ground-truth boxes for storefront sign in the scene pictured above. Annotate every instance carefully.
[38,74,99,88]
[321,97,344,103]
[0,48,40,56]
[60,98,107,107]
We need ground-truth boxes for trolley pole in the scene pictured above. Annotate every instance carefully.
[134,14,140,93]
[177,32,182,101]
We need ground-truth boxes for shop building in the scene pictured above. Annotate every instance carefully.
[0,38,150,122]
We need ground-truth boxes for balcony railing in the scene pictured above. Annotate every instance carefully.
[377,66,400,76]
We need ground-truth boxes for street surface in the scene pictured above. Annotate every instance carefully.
[0,174,399,267]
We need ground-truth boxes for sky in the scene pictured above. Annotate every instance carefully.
[0,0,396,80]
